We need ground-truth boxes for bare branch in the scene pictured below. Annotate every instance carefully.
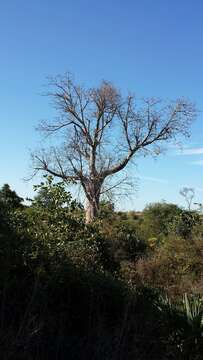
[33,73,197,221]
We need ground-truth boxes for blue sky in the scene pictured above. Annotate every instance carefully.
[0,0,203,210]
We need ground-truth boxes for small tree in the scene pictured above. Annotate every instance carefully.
[180,187,195,211]
[31,175,79,211]
[26,175,85,244]
[0,184,24,210]
[141,202,182,240]
[33,74,196,222]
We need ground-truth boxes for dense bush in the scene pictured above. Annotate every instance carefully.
[129,235,203,297]
[140,202,182,242]
[0,182,203,359]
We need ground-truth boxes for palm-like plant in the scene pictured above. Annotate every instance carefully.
[182,293,203,330]
[157,293,203,359]
[181,294,203,347]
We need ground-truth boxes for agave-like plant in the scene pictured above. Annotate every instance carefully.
[177,293,203,359]
[182,293,203,331]
[156,293,203,359]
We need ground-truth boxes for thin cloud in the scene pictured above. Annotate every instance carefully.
[180,147,203,155]
[190,160,203,166]
[140,176,169,184]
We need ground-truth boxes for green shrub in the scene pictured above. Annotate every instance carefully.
[134,235,203,297]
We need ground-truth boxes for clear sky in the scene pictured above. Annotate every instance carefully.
[0,0,203,210]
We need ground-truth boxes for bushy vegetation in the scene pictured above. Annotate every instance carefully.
[0,179,203,359]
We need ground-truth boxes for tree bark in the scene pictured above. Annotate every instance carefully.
[85,197,100,223]
[84,180,102,223]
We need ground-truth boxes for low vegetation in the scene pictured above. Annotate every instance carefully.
[0,178,203,359]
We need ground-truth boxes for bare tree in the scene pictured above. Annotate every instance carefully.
[180,187,195,210]
[33,74,196,222]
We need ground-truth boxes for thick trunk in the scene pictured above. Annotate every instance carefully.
[85,196,100,223]
[83,177,103,223]
[84,181,101,223]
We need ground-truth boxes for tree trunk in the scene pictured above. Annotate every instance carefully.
[85,197,100,223]
[83,178,103,223]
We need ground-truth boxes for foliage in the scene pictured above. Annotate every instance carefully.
[157,293,203,359]
[13,175,86,247]
[169,209,201,239]
[32,175,81,210]
[0,183,24,211]
[140,202,182,243]
[134,235,203,297]
[98,200,115,220]
[110,219,146,263]
[0,183,203,359]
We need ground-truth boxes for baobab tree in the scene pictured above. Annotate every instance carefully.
[33,74,196,222]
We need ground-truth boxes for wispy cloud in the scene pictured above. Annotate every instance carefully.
[190,160,203,166]
[179,147,203,155]
[140,176,169,184]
